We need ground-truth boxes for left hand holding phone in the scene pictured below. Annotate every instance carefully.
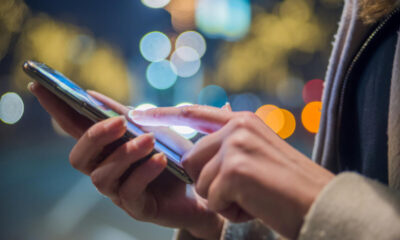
[28,81,224,240]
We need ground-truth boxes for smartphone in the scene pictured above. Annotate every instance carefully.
[23,60,193,184]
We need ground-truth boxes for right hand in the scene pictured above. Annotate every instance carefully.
[28,81,224,240]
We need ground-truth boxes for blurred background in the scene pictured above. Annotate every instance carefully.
[0,0,343,239]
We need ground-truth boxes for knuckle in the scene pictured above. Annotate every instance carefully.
[179,106,195,119]
[90,170,106,191]
[237,112,258,124]
[223,157,248,180]
[226,132,248,149]
[230,118,247,129]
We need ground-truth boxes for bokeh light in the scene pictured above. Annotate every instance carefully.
[0,92,24,124]
[170,48,201,77]
[230,93,262,112]
[196,0,251,40]
[198,85,228,107]
[276,78,304,107]
[141,0,171,8]
[170,103,198,139]
[135,103,157,111]
[68,34,96,65]
[175,31,206,59]
[303,79,324,103]
[175,46,200,62]
[255,105,285,134]
[278,109,296,139]
[140,31,171,62]
[146,60,178,90]
[301,101,322,133]
[165,0,196,32]
[170,125,198,139]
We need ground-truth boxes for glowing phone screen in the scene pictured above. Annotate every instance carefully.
[35,64,182,164]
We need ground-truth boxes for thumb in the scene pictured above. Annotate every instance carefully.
[128,105,234,133]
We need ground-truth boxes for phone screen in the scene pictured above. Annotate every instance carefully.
[33,62,182,164]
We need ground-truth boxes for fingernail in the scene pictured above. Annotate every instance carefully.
[128,109,143,121]
[153,152,167,168]
[27,82,35,93]
[135,132,155,149]
[146,132,155,145]
[223,102,231,109]
[105,116,126,131]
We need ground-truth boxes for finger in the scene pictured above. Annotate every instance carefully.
[207,174,233,213]
[195,152,222,198]
[181,119,241,181]
[182,131,225,181]
[90,133,155,199]
[221,102,232,112]
[69,116,127,174]
[87,90,130,115]
[128,105,234,133]
[29,81,93,138]
[207,170,253,223]
[218,203,254,223]
[117,153,167,217]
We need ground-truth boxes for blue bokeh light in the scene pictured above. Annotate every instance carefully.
[146,60,177,90]
[171,48,201,78]
[140,31,171,62]
[198,85,228,107]
[230,93,262,112]
[196,0,251,41]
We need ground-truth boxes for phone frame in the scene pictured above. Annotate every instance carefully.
[23,60,193,184]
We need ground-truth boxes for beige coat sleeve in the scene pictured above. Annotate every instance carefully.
[298,172,400,240]
[175,172,400,240]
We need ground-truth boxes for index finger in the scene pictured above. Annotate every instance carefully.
[87,90,130,115]
[128,105,234,133]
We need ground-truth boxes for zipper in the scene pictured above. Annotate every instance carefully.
[335,7,400,171]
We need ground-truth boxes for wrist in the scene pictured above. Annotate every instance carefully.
[185,215,224,240]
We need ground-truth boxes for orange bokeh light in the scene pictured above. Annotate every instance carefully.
[301,101,322,133]
[255,105,296,138]
[278,109,296,139]
[256,105,284,133]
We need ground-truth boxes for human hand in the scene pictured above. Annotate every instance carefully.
[129,105,335,239]
[28,82,224,240]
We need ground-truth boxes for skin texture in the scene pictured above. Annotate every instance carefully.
[28,82,224,240]
[29,81,334,239]
[129,105,335,239]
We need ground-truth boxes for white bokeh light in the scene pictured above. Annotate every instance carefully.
[170,48,201,78]
[0,92,24,124]
[140,31,171,62]
[135,103,157,111]
[176,31,206,60]
[170,103,198,139]
[141,0,170,8]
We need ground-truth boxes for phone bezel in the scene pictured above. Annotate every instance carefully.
[23,60,193,184]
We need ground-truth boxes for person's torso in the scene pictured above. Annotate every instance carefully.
[338,9,400,184]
